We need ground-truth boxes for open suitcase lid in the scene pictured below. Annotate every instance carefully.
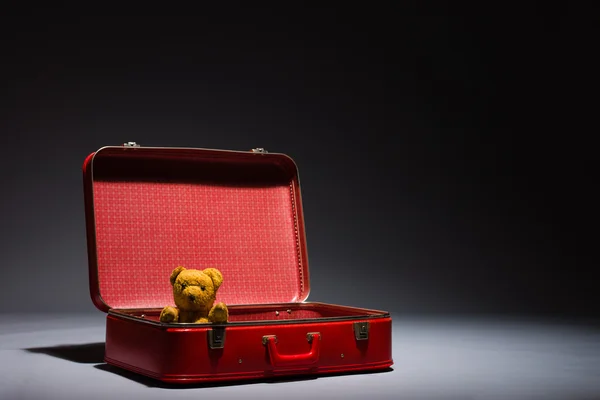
[83,144,310,312]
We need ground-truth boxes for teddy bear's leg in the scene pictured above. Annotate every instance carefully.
[159,306,179,323]
[208,302,229,323]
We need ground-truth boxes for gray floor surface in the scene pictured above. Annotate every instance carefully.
[1,313,599,400]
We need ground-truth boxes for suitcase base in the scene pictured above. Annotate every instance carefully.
[104,356,393,384]
[104,302,393,384]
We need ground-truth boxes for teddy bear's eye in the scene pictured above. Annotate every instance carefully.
[200,286,206,291]
[180,283,186,289]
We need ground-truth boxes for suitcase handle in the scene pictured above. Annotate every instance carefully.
[262,332,321,367]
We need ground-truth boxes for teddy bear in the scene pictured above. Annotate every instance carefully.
[159,266,229,324]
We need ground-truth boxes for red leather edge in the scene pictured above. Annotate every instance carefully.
[83,151,110,312]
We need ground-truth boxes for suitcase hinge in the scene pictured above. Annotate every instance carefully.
[123,141,141,148]
[353,321,369,340]
[251,148,268,153]
[207,326,226,349]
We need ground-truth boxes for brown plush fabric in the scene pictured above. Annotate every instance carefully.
[159,266,229,323]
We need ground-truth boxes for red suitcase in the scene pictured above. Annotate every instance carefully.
[83,143,393,384]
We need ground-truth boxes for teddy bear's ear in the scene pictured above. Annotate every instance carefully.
[169,266,186,286]
[203,268,223,291]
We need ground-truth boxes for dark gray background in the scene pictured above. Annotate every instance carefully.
[0,10,597,317]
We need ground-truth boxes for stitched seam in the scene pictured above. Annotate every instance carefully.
[289,181,303,300]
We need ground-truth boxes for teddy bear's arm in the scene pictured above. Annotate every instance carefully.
[159,306,179,323]
[208,302,229,323]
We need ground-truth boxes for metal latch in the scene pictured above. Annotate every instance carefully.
[207,326,226,349]
[353,321,369,340]
[123,141,140,148]
[251,148,268,153]
[262,335,278,345]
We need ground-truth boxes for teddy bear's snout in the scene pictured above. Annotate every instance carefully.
[188,294,196,302]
